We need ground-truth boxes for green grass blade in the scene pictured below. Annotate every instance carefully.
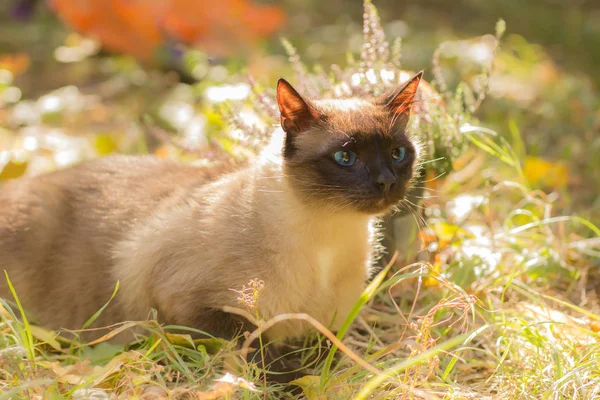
[441,324,494,381]
[461,124,526,180]
[512,280,600,321]
[3,270,36,362]
[319,254,396,387]
[82,280,120,330]
[355,334,468,400]
[143,337,163,359]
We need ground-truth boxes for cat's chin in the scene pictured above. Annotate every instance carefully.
[352,197,404,216]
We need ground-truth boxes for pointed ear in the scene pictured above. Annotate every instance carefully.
[378,71,423,126]
[277,79,321,134]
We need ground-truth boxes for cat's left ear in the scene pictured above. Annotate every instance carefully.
[378,71,423,127]
[276,79,321,134]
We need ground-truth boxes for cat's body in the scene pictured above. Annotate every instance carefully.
[0,151,370,341]
[0,74,423,368]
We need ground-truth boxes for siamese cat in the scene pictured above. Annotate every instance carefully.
[0,72,422,378]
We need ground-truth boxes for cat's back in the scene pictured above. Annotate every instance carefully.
[1,155,219,237]
[0,155,231,330]
[1,155,238,254]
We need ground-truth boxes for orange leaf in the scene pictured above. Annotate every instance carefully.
[523,156,569,188]
[424,254,442,287]
[0,53,30,76]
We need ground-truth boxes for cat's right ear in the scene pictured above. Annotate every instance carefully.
[276,79,321,134]
[377,71,423,129]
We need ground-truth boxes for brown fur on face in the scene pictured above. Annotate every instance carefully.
[0,74,423,366]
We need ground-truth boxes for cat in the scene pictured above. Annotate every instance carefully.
[0,71,422,379]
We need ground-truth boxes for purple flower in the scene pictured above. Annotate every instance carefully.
[10,0,37,21]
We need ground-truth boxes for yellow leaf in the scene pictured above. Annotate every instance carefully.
[432,222,474,244]
[523,156,569,188]
[204,109,226,130]
[290,375,324,400]
[91,351,139,385]
[0,160,28,180]
[164,333,226,353]
[94,134,117,156]
[290,375,353,400]
[165,332,195,348]
[424,255,442,287]
[193,337,228,354]
[29,325,62,351]
[154,145,170,159]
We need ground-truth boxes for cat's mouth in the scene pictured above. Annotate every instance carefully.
[352,191,405,214]
[297,184,407,215]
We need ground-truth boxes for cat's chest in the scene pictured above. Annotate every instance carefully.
[259,218,373,339]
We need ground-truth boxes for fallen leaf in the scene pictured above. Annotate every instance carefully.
[290,375,354,400]
[92,350,139,386]
[424,254,442,287]
[165,332,195,348]
[432,221,474,246]
[523,156,569,188]
[290,375,322,400]
[49,360,94,385]
[94,134,117,156]
[0,159,28,180]
[29,325,62,351]
[193,337,227,354]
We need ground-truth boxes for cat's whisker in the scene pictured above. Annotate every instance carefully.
[423,171,447,183]
[403,198,427,210]
[410,185,442,194]
[397,198,430,234]
[413,194,438,199]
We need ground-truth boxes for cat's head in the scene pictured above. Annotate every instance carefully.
[276,72,423,215]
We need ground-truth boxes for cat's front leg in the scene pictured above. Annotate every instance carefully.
[185,309,310,385]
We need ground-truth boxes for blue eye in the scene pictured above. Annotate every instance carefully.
[391,147,406,162]
[333,150,357,166]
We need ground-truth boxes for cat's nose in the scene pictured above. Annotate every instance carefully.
[376,169,396,193]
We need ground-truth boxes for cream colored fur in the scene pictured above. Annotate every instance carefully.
[113,129,375,340]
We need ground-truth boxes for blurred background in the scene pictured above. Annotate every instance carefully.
[0,0,599,219]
